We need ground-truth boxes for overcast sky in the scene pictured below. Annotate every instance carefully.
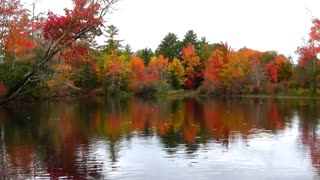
[29,0,320,60]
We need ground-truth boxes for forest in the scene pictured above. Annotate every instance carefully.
[1,0,320,104]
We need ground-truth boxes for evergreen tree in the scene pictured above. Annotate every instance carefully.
[155,33,182,61]
[102,25,122,55]
[136,48,154,65]
[182,30,200,51]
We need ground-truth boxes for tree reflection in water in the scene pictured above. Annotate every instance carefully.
[0,96,319,179]
[298,99,320,176]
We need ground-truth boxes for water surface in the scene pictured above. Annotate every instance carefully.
[0,96,319,179]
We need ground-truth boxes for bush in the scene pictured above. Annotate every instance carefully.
[252,85,261,94]
[74,63,99,89]
[134,85,157,98]
[266,83,281,94]
[0,60,35,88]
[133,81,171,98]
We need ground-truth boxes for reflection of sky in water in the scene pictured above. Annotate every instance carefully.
[91,116,314,180]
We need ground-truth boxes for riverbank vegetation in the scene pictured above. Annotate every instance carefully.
[1,0,320,104]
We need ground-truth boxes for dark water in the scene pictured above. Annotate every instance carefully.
[0,96,320,179]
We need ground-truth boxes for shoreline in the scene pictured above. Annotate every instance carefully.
[2,89,320,107]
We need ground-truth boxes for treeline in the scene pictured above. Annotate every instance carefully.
[0,0,320,102]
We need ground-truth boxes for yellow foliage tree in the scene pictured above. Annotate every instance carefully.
[167,58,185,89]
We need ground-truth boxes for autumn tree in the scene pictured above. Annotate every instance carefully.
[0,0,33,61]
[0,0,44,100]
[265,55,293,83]
[3,16,35,61]
[167,58,185,89]
[198,38,222,61]
[147,55,169,83]
[203,48,224,92]
[203,43,251,94]
[104,54,130,92]
[296,18,320,89]
[129,56,147,89]
[223,50,251,93]
[105,59,123,79]
[61,44,90,68]
[0,0,119,104]
[99,24,126,91]
[260,51,278,64]
[46,63,77,96]
[240,48,266,92]
[181,44,203,89]
[247,50,282,92]
[94,27,130,92]
[47,42,98,94]
[72,46,99,90]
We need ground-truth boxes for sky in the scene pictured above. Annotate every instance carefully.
[27,0,320,61]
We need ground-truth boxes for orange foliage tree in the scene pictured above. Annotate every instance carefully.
[129,56,147,89]
[181,44,203,89]
[104,57,130,91]
[129,55,170,92]
[203,44,251,94]
[203,48,224,90]
[0,0,35,61]
[46,63,77,96]
[147,55,169,82]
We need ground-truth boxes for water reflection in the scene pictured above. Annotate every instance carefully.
[298,100,320,177]
[0,97,320,179]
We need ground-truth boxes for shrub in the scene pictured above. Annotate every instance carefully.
[0,61,35,88]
